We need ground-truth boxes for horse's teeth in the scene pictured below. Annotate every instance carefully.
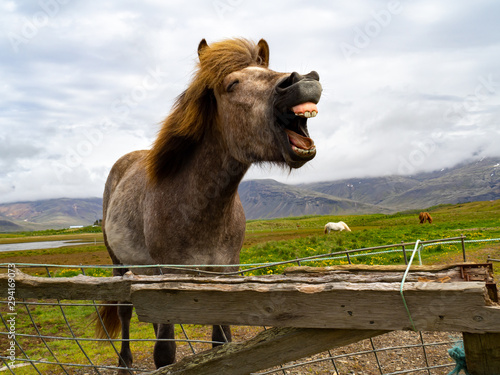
[292,145,316,155]
[294,111,317,118]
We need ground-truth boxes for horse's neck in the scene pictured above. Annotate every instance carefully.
[142,133,248,265]
[170,132,249,216]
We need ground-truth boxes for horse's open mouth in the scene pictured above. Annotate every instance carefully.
[273,71,321,168]
[278,101,317,166]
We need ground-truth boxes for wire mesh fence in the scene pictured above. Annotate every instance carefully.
[1,236,499,374]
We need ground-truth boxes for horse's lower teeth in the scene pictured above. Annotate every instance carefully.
[292,145,316,156]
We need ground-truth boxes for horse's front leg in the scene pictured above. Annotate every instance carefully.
[117,304,134,374]
[154,323,176,368]
[212,325,232,347]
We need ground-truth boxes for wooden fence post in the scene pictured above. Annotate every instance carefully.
[401,241,407,265]
[463,332,500,374]
[461,234,467,262]
[345,249,351,264]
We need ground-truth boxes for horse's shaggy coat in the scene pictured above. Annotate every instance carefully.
[324,221,351,233]
[419,212,433,224]
[96,38,322,372]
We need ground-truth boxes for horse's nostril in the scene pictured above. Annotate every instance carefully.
[277,72,303,90]
[305,71,320,81]
[289,72,303,84]
[277,71,320,91]
[277,73,298,90]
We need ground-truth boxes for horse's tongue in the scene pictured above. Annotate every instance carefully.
[285,129,315,150]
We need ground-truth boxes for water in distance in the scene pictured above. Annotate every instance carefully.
[0,240,90,252]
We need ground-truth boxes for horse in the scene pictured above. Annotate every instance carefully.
[419,212,433,224]
[324,221,351,233]
[95,38,322,372]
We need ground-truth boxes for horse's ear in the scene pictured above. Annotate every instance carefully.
[198,39,209,58]
[257,39,269,67]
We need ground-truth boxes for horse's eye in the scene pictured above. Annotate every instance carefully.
[226,79,239,92]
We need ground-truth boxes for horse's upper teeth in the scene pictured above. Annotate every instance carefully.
[295,111,317,118]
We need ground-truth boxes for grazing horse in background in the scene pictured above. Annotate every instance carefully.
[324,221,351,233]
[419,212,433,224]
[96,38,322,372]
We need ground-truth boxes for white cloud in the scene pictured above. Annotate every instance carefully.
[0,0,499,203]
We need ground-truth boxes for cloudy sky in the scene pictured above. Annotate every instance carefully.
[1,0,499,204]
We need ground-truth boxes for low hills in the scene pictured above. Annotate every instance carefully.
[0,198,102,232]
[0,158,498,231]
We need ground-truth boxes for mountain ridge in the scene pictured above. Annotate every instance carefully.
[301,157,499,210]
[0,158,498,231]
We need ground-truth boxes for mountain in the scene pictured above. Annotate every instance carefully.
[0,158,498,231]
[0,219,23,232]
[298,176,418,206]
[238,179,389,220]
[0,198,103,232]
[302,157,500,210]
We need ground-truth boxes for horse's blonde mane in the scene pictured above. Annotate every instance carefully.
[146,38,270,182]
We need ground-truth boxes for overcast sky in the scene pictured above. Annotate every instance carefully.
[1,0,499,204]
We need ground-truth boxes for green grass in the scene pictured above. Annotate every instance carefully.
[54,267,112,278]
[1,200,499,373]
[1,300,162,374]
[241,200,500,274]
[0,225,102,239]
[1,301,220,374]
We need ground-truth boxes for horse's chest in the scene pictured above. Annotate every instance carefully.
[145,212,245,265]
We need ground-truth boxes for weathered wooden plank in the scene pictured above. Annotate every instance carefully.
[0,270,134,301]
[152,327,388,375]
[284,264,467,273]
[283,265,466,283]
[3,266,499,332]
[463,332,500,375]
[131,280,500,333]
[0,266,466,301]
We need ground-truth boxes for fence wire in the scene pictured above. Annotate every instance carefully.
[0,236,499,374]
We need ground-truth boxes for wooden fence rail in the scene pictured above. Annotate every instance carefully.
[1,263,499,374]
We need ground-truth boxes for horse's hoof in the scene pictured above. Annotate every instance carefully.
[117,359,133,374]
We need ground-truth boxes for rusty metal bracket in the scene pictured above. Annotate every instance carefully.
[459,263,498,302]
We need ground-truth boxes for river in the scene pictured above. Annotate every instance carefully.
[0,240,92,252]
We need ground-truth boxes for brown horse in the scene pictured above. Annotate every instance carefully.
[419,212,433,224]
[96,38,322,372]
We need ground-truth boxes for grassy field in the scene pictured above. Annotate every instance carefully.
[2,199,500,270]
[241,200,500,274]
[1,200,499,373]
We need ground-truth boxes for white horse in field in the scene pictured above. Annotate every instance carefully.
[324,221,351,233]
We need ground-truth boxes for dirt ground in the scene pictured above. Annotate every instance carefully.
[69,327,460,375]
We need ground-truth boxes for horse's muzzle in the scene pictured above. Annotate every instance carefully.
[272,71,322,169]
[274,71,322,110]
